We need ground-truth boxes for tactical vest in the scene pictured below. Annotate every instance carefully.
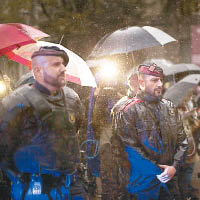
[2,84,82,174]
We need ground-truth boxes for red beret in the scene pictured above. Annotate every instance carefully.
[138,63,163,77]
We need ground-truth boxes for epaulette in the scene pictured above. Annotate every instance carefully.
[124,98,143,112]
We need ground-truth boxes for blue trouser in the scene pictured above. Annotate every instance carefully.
[7,170,88,200]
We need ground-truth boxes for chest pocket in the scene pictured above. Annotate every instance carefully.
[44,109,76,131]
[23,87,78,136]
[160,105,178,145]
[136,120,154,133]
[135,119,160,145]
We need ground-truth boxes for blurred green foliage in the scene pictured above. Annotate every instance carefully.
[0,0,199,82]
[0,0,198,58]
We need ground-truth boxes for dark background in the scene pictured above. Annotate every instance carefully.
[0,0,200,83]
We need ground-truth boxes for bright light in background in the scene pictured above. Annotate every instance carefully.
[0,81,7,96]
[98,60,119,80]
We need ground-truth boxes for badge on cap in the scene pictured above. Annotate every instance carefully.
[149,65,155,72]
[149,63,158,71]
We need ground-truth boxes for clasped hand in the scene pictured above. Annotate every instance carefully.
[156,164,176,183]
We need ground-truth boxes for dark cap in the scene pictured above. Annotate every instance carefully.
[31,46,69,66]
[138,63,163,77]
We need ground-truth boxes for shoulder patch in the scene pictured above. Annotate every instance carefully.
[124,98,143,112]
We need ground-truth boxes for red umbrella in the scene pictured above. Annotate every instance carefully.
[0,23,49,55]
[7,41,97,87]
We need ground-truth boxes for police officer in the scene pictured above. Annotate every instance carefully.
[111,63,188,200]
[91,71,139,200]
[0,46,88,199]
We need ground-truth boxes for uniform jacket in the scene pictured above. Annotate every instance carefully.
[0,83,84,174]
[111,91,188,198]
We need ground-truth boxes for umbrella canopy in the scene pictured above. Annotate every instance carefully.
[143,58,173,71]
[6,41,97,88]
[0,23,49,55]
[163,74,200,106]
[163,63,200,76]
[89,26,176,58]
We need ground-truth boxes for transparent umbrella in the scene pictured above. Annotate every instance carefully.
[89,26,176,58]
[163,74,200,106]
[5,41,97,88]
[164,63,200,76]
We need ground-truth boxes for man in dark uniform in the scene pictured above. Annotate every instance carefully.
[0,46,88,199]
[111,63,188,200]
[91,71,139,200]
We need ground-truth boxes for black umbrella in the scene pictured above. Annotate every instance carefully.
[89,26,176,58]
[163,74,200,106]
[143,58,173,72]
[163,63,200,76]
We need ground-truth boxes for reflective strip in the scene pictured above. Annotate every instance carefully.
[124,98,143,112]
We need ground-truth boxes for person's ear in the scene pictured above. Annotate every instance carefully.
[138,78,144,90]
[33,66,42,80]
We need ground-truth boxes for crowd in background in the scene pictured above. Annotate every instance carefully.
[1,61,200,200]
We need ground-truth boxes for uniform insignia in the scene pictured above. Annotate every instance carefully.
[149,65,155,72]
[69,112,75,124]
[169,107,175,115]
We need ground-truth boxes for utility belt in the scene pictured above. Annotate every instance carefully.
[7,169,79,200]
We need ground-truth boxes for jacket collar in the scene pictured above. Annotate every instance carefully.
[136,91,161,104]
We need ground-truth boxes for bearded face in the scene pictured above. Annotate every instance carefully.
[140,74,163,98]
[32,55,67,91]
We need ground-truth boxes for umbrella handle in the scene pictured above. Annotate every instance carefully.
[131,52,136,68]
[0,70,4,79]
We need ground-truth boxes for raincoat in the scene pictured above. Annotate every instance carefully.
[111,91,188,200]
